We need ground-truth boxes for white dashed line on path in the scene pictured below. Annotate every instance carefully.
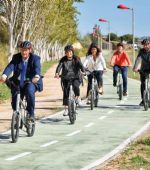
[66,130,81,137]
[85,123,94,128]
[40,140,59,148]
[107,110,114,115]
[120,100,125,104]
[5,152,32,161]
[98,116,107,120]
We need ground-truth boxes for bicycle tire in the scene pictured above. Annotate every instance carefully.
[149,91,150,108]
[90,90,94,110]
[94,91,98,107]
[68,100,76,124]
[11,112,20,143]
[143,90,149,111]
[26,116,35,137]
[118,84,123,100]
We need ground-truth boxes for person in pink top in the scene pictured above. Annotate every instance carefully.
[110,43,132,96]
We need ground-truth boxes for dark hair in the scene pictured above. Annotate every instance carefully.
[64,44,74,53]
[117,43,124,48]
[87,43,101,56]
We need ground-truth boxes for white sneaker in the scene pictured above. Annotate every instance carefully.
[63,110,68,116]
[86,99,91,105]
[76,98,83,106]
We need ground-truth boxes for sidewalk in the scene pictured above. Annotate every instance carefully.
[0,64,87,132]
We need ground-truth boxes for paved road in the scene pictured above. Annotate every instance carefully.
[0,71,150,170]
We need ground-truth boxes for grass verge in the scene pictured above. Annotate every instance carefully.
[99,136,150,170]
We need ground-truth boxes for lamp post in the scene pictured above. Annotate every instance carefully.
[99,18,111,51]
[95,26,101,49]
[92,26,96,40]
[117,4,135,64]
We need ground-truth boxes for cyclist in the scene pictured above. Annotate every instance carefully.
[133,39,150,106]
[0,41,43,121]
[55,45,85,116]
[83,43,107,103]
[110,43,132,96]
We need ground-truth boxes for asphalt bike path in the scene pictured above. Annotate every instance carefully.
[0,71,150,170]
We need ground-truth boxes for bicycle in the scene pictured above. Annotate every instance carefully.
[140,71,150,111]
[68,78,77,124]
[60,76,77,124]
[6,79,35,143]
[116,69,123,100]
[86,70,99,110]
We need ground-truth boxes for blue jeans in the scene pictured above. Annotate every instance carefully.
[11,83,37,117]
[113,65,128,93]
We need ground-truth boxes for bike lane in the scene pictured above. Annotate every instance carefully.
[0,71,150,170]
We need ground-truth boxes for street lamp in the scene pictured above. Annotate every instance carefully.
[92,25,100,48]
[92,26,96,39]
[99,18,111,51]
[117,4,135,64]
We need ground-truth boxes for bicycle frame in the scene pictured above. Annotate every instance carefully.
[67,78,76,124]
[86,70,99,109]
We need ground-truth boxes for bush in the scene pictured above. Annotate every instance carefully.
[0,43,8,71]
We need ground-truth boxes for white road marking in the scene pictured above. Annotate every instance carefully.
[41,110,64,120]
[123,97,128,101]
[98,116,107,120]
[85,123,94,128]
[120,100,125,104]
[66,130,81,137]
[107,110,114,115]
[115,105,121,108]
[5,152,32,161]
[80,121,150,170]
[40,140,58,148]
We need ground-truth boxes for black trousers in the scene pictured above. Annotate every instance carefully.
[140,73,147,100]
[62,79,80,105]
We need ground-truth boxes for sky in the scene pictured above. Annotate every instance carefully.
[75,0,150,37]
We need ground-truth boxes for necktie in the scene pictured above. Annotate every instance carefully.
[20,61,27,87]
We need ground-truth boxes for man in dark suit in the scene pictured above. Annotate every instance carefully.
[1,41,43,121]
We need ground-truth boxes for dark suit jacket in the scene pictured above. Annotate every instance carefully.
[3,53,43,92]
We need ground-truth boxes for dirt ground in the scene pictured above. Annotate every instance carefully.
[0,64,87,133]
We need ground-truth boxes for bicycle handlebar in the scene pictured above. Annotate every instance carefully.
[5,79,31,90]
[138,70,150,75]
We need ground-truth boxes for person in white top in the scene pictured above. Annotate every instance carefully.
[83,43,107,99]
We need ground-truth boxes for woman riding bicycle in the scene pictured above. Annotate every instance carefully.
[55,45,85,116]
[110,43,132,96]
[83,43,107,103]
[133,39,150,106]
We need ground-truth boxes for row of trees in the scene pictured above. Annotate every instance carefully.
[0,0,83,61]
[107,33,138,43]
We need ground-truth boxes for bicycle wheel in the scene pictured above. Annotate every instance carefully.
[68,100,76,124]
[26,115,35,137]
[94,91,98,107]
[26,122,35,137]
[11,112,20,143]
[90,90,94,110]
[149,91,150,108]
[118,84,123,100]
[143,90,149,111]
